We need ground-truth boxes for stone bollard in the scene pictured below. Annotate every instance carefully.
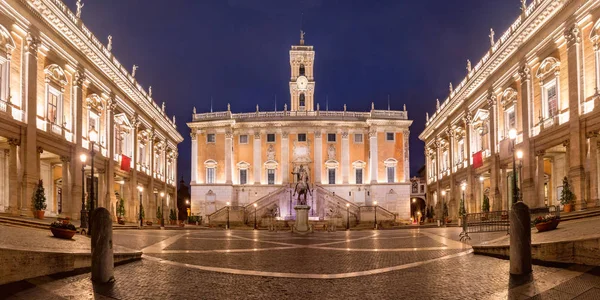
[91,207,114,283]
[510,201,532,276]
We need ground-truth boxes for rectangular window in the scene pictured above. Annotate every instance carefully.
[206,168,215,184]
[88,111,100,135]
[267,169,275,185]
[239,169,247,185]
[354,133,363,143]
[505,106,516,135]
[458,139,465,162]
[443,150,448,170]
[327,133,336,142]
[207,133,215,143]
[297,133,306,142]
[48,93,59,123]
[386,132,395,141]
[328,168,336,184]
[239,135,248,144]
[267,133,276,143]
[547,84,558,117]
[355,168,363,184]
[387,166,395,183]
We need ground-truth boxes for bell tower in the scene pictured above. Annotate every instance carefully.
[289,30,315,111]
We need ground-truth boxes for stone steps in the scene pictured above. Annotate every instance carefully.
[560,207,600,221]
[0,215,140,231]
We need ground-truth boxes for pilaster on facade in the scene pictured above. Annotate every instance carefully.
[341,130,349,184]
[369,130,378,183]
[253,132,262,184]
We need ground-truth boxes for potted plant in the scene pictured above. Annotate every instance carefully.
[443,202,450,223]
[169,208,177,225]
[116,197,126,225]
[32,180,47,219]
[560,177,575,212]
[481,195,490,221]
[50,221,77,239]
[156,206,162,225]
[532,214,560,232]
[140,205,145,224]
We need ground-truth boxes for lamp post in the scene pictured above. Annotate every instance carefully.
[79,154,88,230]
[516,150,523,201]
[253,203,258,230]
[226,201,230,230]
[137,186,143,228]
[441,190,446,226]
[459,183,470,241]
[88,126,97,235]
[160,191,165,228]
[373,200,378,230]
[509,128,518,206]
[346,203,350,230]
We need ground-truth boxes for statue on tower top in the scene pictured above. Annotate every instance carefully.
[300,30,305,45]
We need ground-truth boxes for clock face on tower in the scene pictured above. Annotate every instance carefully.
[296,75,308,91]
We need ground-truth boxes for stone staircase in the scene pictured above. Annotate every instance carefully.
[560,207,600,221]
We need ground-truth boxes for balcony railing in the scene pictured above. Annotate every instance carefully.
[192,109,408,122]
[0,99,7,112]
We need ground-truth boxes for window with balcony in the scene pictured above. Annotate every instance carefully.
[504,106,516,136]
[239,169,247,185]
[47,89,60,124]
[206,167,215,184]
[328,168,336,184]
[44,64,68,128]
[267,169,275,185]
[457,139,465,163]
[355,168,363,184]
[543,80,558,119]
[0,26,14,104]
[387,166,395,183]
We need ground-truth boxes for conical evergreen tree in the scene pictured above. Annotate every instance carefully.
[32,179,47,211]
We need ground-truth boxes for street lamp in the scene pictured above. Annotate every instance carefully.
[160,191,165,227]
[88,126,97,235]
[516,150,524,201]
[253,203,258,230]
[346,203,350,230]
[137,186,143,228]
[459,183,470,241]
[226,201,230,230]
[509,128,518,206]
[79,153,88,231]
[441,190,446,226]
[373,200,378,230]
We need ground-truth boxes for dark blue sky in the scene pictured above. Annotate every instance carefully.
[68,0,518,183]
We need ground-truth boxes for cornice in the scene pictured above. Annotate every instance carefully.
[420,0,564,142]
[25,0,183,143]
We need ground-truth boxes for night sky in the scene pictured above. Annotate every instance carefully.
[67,0,519,184]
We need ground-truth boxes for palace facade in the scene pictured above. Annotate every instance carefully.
[0,0,183,222]
[419,0,600,219]
[188,35,413,224]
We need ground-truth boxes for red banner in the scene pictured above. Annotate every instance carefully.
[120,155,131,172]
[472,151,483,169]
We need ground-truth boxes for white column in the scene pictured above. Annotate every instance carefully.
[281,132,289,184]
[253,132,262,184]
[404,130,410,182]
[341,131,350,184]
[314,131,322,184]
[190,132,197,183]
[225,131,233,184]
[369,130,378,183]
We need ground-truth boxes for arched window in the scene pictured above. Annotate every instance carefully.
[299,64,305,76]
[299,93,305,107]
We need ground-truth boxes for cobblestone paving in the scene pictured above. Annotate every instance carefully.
[2,228,598,299]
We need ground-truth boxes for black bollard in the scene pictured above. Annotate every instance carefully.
[91,207,114,283]
[510,201,532,276]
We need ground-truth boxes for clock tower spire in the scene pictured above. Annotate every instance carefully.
[289,30,315,111]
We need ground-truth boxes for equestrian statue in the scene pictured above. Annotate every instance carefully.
[291,165,312,205]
